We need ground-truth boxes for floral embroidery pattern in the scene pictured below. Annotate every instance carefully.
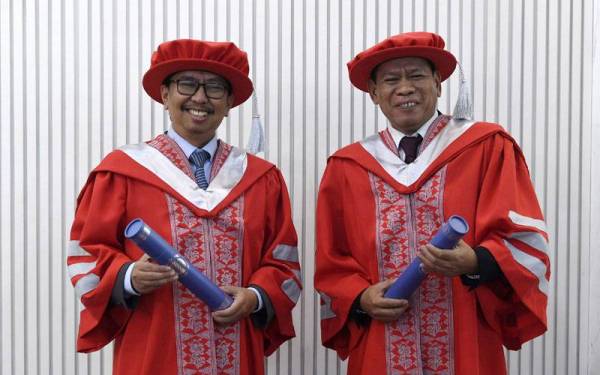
[150,136,244,374]
[371,166,453,375]
[168,195,244,375]
[149,134,232,183]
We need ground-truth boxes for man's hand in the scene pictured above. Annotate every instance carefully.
[417,239,478,277]
[131,254,178,294]
[212,286,258,325]
[359,280,410,322]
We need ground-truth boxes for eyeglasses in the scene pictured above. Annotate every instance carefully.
[168,79,229,99]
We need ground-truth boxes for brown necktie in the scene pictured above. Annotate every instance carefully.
[399,135,423,164]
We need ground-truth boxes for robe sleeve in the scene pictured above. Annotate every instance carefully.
[473,134,550,349]
[247,168,302,355]
[314,159,372,359]
[67,171,133,352]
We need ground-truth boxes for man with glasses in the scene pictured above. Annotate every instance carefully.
[315,32,549,374]
[67,39,301,374]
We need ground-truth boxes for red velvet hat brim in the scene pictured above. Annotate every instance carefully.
[142,58,254,108]
[348,46,457,92]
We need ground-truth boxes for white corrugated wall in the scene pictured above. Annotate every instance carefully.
[1,0,598,374]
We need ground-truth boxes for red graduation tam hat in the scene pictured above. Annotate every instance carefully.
[347,32,457,92]
[143,39,254,108]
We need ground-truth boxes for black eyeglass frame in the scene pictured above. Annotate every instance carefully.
[166,79,230,100]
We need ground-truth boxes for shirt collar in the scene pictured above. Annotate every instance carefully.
[167,126,218,160]
[387,111,439,147]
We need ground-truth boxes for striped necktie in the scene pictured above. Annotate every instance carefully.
[399,134,423,164]
[189,149,210,189]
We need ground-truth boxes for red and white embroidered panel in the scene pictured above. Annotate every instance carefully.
[370,167,454,375]
[168,195,243,375]
[148,134,233,183]
[421,115,451,150]
[146,134,243,374]
[378,115,451,158]
[148,134,195,179]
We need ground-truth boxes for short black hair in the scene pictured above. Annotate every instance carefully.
[369,58,437,83]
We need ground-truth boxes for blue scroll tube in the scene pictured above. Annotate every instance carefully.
[124,218,233,311]
[384,215,469,300]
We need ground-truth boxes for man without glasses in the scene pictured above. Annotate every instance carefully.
[315,32,550,374]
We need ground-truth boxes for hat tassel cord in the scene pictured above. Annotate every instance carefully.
[246,91,265,155]
[452,63,473,121]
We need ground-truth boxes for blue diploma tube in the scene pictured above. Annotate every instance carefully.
[124,218,233,311]
[384,215,469,300]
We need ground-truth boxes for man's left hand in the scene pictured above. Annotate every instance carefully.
[417,239,478,277]
[212,286,258,325]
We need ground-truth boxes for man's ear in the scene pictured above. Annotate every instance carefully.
[367,79,379,105]
[224,94,234,117]
[160,84,170,105]
[434,71,442,97]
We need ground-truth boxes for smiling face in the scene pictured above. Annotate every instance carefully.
[368,57,441,134]
[160,70,234,147]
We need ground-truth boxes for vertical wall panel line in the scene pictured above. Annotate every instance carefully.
[125,0,130,146]
[300,0,308,373]
[111,0,117,150]
[563,1,574,372]
[311,0,319,372]
[277,0,282,168]
[1,0,5,371]
[530,0,539,369]
[9,0,15,370]
[349,0,354,143]
[34,0,41,372]
[73,1,80,373]
[444,0,451,116]
[137,0,143,143]
[518,0,525,144]
[482,0,488,119]
[337,0,341,152]
[326,0,330,158]
[9,0,14,370]
[576,0,586,371]
[49,0,58,363]
[288,1,295,371]
[361,0,366,140]
[493,0,499,123]
[319,1,328,372]
[100,0,105,153]
[188,0,193,37]
[531,0,538,182]
[224,0,231,143]
[264,0,270,167]
[552,0,561,372]
[542,0,550,369]
[411,0,415,30]
[469,0,474,116]
[0,0,3,370]
[47,0,55,370]
[567,0,574,372]
[150,0,156,137]
[176,0,180,38]
[22,0,29,373]
[59,0,66,370]
[373,0,380,132]
[237,0,243,148]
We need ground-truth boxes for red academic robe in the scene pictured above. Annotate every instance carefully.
[315,116,549,375]
[67,135,302,375]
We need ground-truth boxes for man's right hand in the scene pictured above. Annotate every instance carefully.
[131,254,178,294]
[359,280,410,322]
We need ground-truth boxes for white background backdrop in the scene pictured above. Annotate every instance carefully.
[1,0,599,374]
